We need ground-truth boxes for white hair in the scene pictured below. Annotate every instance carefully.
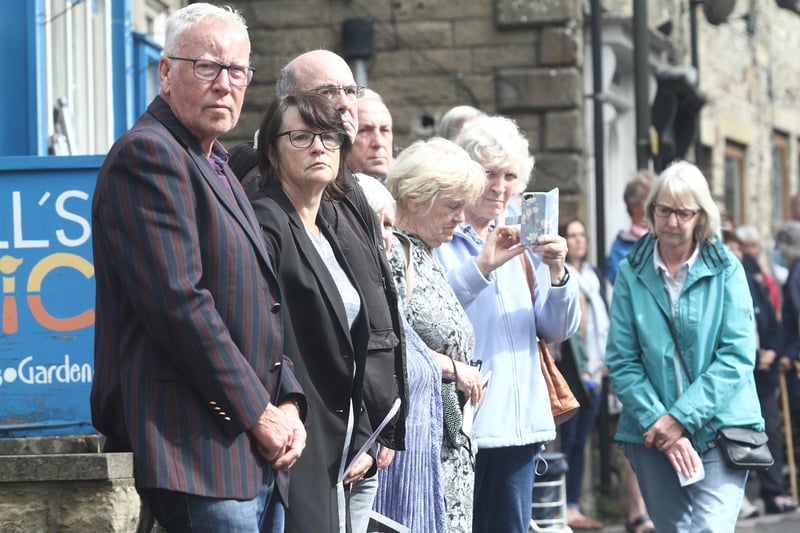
[355,173,395,216]
[163,3,247,57]
[455,115,535,194]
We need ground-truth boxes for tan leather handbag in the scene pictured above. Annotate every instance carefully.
[520,253,580,425]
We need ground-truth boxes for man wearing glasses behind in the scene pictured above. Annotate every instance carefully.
[91,4,306,532]
[273,50,409,533]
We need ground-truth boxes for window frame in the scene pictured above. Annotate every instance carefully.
[772,131,790,224]
[724,140,746,226]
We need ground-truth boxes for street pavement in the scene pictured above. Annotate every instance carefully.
[590,504,800,533]
[588,509,800,532]
[735,510,800,532]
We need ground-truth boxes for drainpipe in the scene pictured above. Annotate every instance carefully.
[634,0,651,170]
[689,1,703,169]
[590,0,611,494]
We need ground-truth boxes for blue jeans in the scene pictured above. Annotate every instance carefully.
[140,470,284,533]
[473,443,543,533]
[349,474,379,533]
[558,390,600,507]
[624,442,747,533]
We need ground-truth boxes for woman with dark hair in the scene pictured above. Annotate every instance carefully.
[247,92,374,532]
[556,217,608,530]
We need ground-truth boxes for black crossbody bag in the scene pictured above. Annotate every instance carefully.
[666,321,773,471]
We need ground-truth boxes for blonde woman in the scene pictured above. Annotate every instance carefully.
[384,138,487,531]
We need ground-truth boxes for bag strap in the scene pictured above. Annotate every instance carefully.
[395,232,415,301]
[664,310,720,436]
[519,252,535,304]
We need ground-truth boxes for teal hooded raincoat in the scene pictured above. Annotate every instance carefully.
[606,233,763,453]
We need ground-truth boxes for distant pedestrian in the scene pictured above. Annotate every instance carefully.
[606,170,656,285]
[558,217,606,531]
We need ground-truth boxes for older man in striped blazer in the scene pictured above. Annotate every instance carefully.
[90,4,305,532]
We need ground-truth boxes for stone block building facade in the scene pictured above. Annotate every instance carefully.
[226,0,586,210]
[224,0,800,265]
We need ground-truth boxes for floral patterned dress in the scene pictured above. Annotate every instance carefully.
[389,229,476,532]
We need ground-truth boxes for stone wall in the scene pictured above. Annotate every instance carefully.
[0,437,141,532]
[631,1,800,240]
[696,1,800,234]
[225,0,587,205]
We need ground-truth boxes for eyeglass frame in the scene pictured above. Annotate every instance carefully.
[652,203,701,222]
[276,130,346,151]
[167,56,255,87]
[311,84,366,102]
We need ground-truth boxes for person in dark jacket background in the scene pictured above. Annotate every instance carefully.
[724,229,797,515]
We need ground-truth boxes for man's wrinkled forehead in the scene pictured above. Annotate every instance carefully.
[294,59,355,91]
[359,99,392,125]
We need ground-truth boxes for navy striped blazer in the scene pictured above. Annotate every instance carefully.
[90,96,302,500]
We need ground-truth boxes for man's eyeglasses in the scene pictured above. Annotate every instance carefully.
[168,57,255,87]
[312,85,365,102]
[277,130,346,151]
[652,204,701,222]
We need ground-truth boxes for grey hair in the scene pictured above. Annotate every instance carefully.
[362,88,385,103]
[776,221,800,268]
[355,173,395,216]
[436,105,486,140]
[455,115,535,194]
[163,3,247,57]
[736,225,761,244]
[624,170,656,209]
[275,63,298,96]
[645,160,720,244]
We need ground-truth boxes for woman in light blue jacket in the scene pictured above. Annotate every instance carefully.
[436,115,581,533]
[606,161,763,533]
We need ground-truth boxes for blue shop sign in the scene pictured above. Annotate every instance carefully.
[0,156,101,437]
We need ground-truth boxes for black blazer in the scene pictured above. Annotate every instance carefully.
[250,180,371,532]
[319,173,409,450]
[230,145,408,451]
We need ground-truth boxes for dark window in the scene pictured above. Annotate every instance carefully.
[724,141,746,225]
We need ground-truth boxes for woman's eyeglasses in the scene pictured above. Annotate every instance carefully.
[652,204,701,222]
[276,130,345,151]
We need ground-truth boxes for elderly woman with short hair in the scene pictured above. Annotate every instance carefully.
[436,115,581,533]
[384,137,486,532]
[355,174,448,532]
[606,161,762,532]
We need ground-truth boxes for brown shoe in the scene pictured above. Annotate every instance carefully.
[568,515,603,529]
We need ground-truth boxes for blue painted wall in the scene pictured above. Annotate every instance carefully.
[0,156,101,436]
[0,0,148,436]
[1,0,46,156]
